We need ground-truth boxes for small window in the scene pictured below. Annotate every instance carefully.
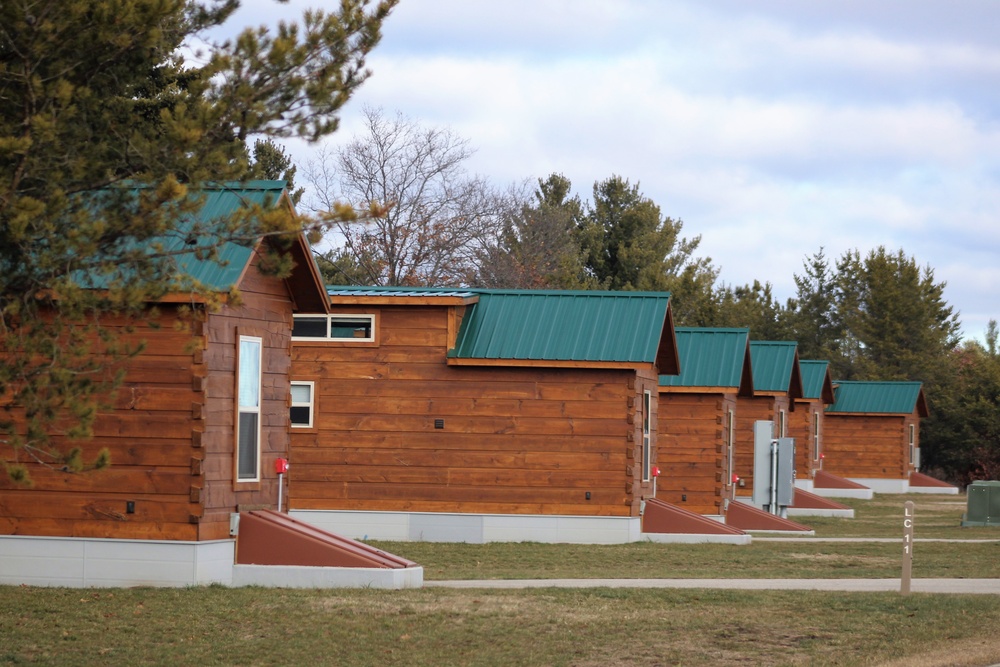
[778,409,786,437]
[290,381,314,428]
[727,409,735,487]
[642,390,652,482]
[293,314,375,341]
[909,424,916,464]
[812,411,821,462]
[237,336,262,482]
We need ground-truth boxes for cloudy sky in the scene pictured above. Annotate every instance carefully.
[228,0,1000,342]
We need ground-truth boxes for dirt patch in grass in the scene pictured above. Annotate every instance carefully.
[874,636,1000,667]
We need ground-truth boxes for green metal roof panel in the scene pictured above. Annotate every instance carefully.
[659,327,749,387]
[81,181,287,292]
[171,182,286,290]
[799,360,831,400]
[828,381,925,415]
[450,290,670,363]
[749,341,799,392]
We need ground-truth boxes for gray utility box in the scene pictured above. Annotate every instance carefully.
[751,420,796,513]
[962,480,1000,527]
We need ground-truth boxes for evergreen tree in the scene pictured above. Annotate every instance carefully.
[247,139,305,205]
[713,280,791,341]
[833,247,960,384]
[577,175,717,303]
[921,333,1000,485]
[473,174,592,289]
[785,248,840,361]
[0,0,396,480]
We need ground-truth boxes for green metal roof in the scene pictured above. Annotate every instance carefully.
[799,360,833,402]
[749,340,801,394]
[827,381,928,416]
[659,327,750,388]
[82,181,288,292]
[171,181,287,290]
[449,290,671,364]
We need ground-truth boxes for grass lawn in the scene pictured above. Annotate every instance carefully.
[2,492,999,666]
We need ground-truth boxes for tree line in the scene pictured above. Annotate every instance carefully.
[304,108,995,486]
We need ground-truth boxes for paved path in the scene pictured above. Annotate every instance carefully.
[426,578,1000,594]
[753,537,1000,543]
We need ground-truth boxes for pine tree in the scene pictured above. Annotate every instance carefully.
[0,0,397,480]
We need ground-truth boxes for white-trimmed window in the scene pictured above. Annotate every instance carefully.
[812,411,821,462]
[293,314,375,341]
[727,409,735,487]
[642,390,652,482]
[778,409,787,437]
[909,423,916,464]
[290,381,314,428]
[236,336,262,482]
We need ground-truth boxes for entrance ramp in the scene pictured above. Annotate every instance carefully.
[787,488,855,518]
[909,471,959,495]
[642,498,751,545]
[237,510,417,568]
[233,511,423,588]
[727,501,814,534]
[811,471,874,500]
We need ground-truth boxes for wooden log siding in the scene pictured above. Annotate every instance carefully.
[0,253,295,541]
[656,391,736,515]
[290,305,656,518]
[0,310,204,540]
[821,413,917,480]
[733,394,791,496]
[198,254,294,539]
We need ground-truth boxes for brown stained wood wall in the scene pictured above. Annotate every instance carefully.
[733,394,791,496]
[0,254,294,541]
[198,255,294,539]
[656,391,735,515]
[789,399,824,480]
[0,310,203,540]
[821,413,918,480]
[290,305,656,518]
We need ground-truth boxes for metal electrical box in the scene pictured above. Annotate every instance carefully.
[752,420,795,514]
[962,480,1000,527]
[752,421,775,507]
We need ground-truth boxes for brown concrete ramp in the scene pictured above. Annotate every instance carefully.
[236,510,418,569]
[793,488,852,510]
[726,502,813,532]
[643,498,746,535]
[814,470,870,490]
[910,471,958,490]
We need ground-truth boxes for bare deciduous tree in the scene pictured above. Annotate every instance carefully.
[306,107,507,286]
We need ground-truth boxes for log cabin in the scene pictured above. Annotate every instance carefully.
[733,340,803,501]
[656,327,754,516]
[0,181,332,586]
[288,287,679,544]
[789,360,835,491]
[822,380,929,493]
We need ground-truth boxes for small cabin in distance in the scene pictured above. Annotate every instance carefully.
[733,340,803,500]
[822,380,929,493]
[288,287,679,544]
[789,360,835,491]
[657,327,754,516]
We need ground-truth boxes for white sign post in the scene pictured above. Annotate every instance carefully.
[901,500,915,595]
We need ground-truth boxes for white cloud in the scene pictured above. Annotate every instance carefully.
[224,0,1000,341]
